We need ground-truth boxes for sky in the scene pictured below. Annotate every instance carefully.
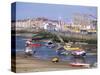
[11,2,97,23]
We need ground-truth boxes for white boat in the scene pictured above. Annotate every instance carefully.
[71,50,86,57]
[24,46,33,56]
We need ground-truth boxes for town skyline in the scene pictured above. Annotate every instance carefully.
[11,2,97,23]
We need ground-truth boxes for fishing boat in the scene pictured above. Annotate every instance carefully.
[31,33,43,47]
[45,41,56,48]
[30,43,42,47]
[25,46,33,56]
[69,62,90,68]
[63,43,86,57]
[63,43,80,51]
[71,50,86,57]
[52,57,59,63]
[32,33,43,40]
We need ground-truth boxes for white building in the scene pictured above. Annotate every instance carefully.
[43,21,60,31]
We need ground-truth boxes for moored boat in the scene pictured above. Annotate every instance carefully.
[45,41,56,48]
[63,43,86,57]
[71,50,86,57]
[64,46,80,51]
[31,43,42,47]
[63,43,80,51]
[69,63,90,68]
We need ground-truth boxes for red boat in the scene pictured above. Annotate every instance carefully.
[30,44,42,47]
[69,63,90,68]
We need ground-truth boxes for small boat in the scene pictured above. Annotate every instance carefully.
[45,41,55,48]
[25,47,33,56]
[64,46,80,51]
[57,47,65,51]
[69,63,90,68]
[56,47,69,56]
[52,57,59,63]
[32,35,43,40]
[71,50,86,57]
[63,43,80,51]
[30,43,42,47]
[63,43,86,57]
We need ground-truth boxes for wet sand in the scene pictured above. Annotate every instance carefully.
[12,52,90,73]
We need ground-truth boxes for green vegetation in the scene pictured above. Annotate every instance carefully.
[16,30,97,44]
[35,31,97,44]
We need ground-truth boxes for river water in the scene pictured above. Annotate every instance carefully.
[15,36,97,65]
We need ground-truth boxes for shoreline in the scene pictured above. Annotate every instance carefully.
[15,31,97,40]
[12,52,96,73]
[14,52,88,73]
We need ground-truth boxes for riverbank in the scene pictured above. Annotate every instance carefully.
[16,33,32,38]
[14,52,89,73]
[15,30,97,40]
[15,31,97,44]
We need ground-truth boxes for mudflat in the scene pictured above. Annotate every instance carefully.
[13,52,86,73]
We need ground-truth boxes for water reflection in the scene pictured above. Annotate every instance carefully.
[71,57,86,63]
